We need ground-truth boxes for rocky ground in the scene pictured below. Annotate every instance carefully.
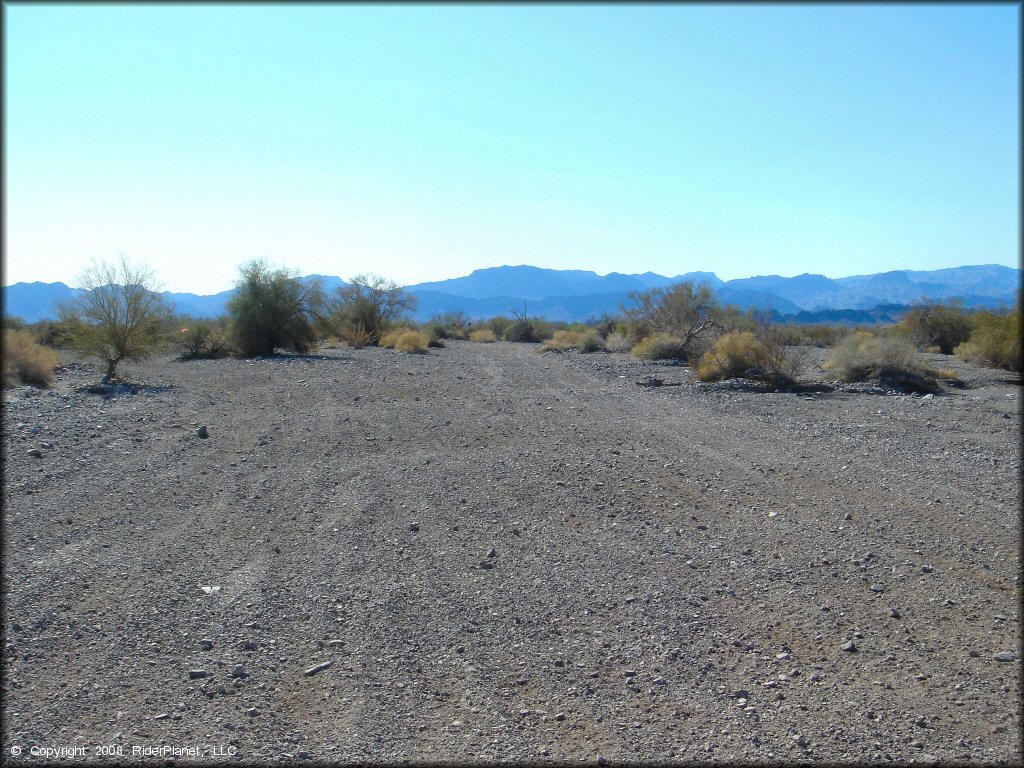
[2,341,1021,765]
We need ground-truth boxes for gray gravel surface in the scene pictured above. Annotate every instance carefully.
[2,341,1021,764]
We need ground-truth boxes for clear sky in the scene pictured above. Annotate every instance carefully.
[4,4,1020,293]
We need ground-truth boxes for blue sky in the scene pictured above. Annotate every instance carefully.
[5,4,1019,293]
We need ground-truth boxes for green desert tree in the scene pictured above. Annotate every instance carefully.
[329,274,416,345]
[58,255,173,382]
[624,281,718,359]
[227,260,324,357]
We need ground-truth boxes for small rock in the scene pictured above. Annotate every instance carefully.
[994,651,1017,662]
[27,448,44,458]
[732,689,750,699]
[598,757,608,767]
[246,707,260,717]
[200,639,214,650]
[408,521,420,532]
[485,547,497,558]
[555,712,566,721]
[304,660,334,676]
[795,734,807,748]
[230,664,247,678]
[870,584,885,593]
[196,425,209,438]
[239,640,257,651]
[327,639,344,648]
[888,608,901,619]
[840,641,858,653]
[188,669,208,679]
[154,713,169,720]
[969,649,980,658]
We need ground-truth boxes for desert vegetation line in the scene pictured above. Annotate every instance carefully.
[3,255,1020,391]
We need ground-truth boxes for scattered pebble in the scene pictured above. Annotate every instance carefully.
[304,661,334,677]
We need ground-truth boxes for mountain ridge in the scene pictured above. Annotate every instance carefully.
[3,264,1018,324]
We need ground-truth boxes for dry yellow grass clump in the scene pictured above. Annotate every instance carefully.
[3,329,59,388]
[469,329,498,343]
[696,331,763,381]
[539,329,604,353]
[380,329,430,353]
[630,333,688,361]
[603,330,633,353]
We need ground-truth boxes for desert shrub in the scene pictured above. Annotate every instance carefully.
[469,329,497,343]
[227,260,323,357]
[631,333,689,361]
[825,331,934,386]
[615,317,653,346]
[427,337,445,348]
[179,318,231,359]
[502,313,553,343]
[339,322,373,349]
[899,299,973,354]
[58,256,175,381]
[482,316,513,338]
[753,319,809,387]
[29,319,77,349]
[585,313,619,339]
[717,305,758,334]
[540,329,604,353]
[394,330,430,353]
[3,329,59,388]
[329,274,415,345]
[427,312,471,340]
[604,330,633,353]
[772,323,850,348]
[955,306,1021,372]
[379,327,413,348]
[697,331,764,381]
[3,316,27,332]
[624,281,718,359]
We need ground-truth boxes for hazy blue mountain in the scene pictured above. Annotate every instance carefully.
[835,265,1020,304]
[158,289,235,318]
[408,264,721,300]
[302,274,348,294]
[4,263,1018,324]
[724,273,858,311]
[408,285,799,322]
[2,281,82,322]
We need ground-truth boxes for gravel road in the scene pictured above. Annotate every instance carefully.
[2,341,1020,764]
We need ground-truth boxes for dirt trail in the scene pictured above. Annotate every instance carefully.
[2,341,1020,763]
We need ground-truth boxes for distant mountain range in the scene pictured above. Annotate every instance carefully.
[3,264,1019,324]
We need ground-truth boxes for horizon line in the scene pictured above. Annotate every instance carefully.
[3,260,1019,294]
